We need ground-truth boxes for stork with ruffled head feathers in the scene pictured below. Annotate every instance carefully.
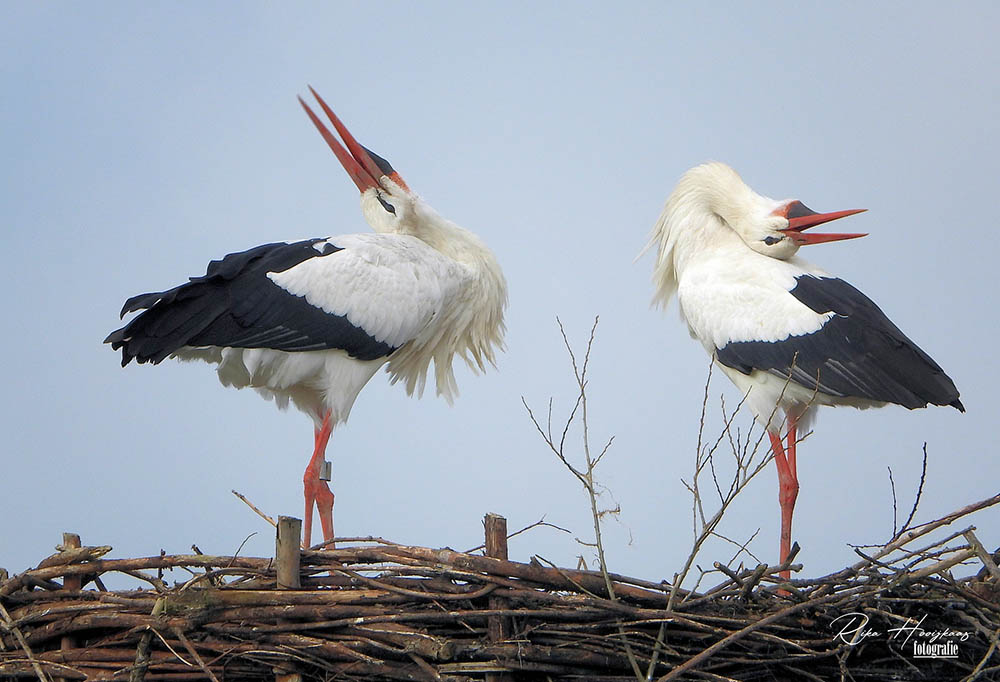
[647,162,962,578]
[106,88,507,547]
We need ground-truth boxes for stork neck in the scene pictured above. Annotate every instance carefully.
[670,209,745,277]
[409,205,493,269]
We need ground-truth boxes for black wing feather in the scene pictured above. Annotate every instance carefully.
[716,276,964,411]
[105,239,396,366]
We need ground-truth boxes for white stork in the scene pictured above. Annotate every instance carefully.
[647,162,963,578]
[105,89,507,548]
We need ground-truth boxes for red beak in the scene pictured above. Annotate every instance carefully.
[298,87,409,193]
[776,201,867,245]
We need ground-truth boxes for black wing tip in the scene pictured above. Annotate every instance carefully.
[104,323,127,343]
[120,297,143,318]
[107,338,135,367]
[119,291,167,318]
[104,328,145,367]
[951,398,966,413]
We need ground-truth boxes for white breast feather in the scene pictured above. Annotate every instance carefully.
[678,251,833,350]
[268,234,469,349]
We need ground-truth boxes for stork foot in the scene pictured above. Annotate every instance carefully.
[303,473,335,550]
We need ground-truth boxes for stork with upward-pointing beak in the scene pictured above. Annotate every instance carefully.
[106,89,507,548]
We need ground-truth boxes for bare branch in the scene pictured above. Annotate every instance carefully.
[897,442,929,538]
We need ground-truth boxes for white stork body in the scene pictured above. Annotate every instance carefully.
[676,231,881,430]
[107,90,506,547]
[177,231,500,423]
[648,162,962,577]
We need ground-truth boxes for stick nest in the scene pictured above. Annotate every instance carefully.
[3,514,1000,682]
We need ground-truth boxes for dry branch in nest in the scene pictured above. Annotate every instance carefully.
[2,499,1000,682]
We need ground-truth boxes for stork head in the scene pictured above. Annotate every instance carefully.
[646,162,868,307]
[693,163,868,260]
[299,89,508,397]
[299,87,419,235]
[744,199,868,259]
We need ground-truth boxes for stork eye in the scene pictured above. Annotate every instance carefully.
[376,193,396,214]
[763,235,784,246]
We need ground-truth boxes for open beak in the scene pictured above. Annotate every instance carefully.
[298,87,409,194]
[776,200,867,245]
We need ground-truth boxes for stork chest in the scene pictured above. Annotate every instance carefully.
[676,256,832,351]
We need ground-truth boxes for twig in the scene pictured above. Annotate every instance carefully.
[712,562,743,588]
[172,627,221,682]
[852,493,1000,572]
[888,465,898,539]
[965,529,1000,582]
[150,628,192,667]
[464,516,572,554]
[739,565,769,601]
[900,443,929,536]
[893,548,977,586]
[522,317,644,681]
[0,600,49,682]
[408,652,443,680]
[122,570,169,593]
[128,628,153,682]
[231,532,257,562]
[231,490,276,528]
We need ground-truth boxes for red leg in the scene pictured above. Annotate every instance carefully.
[302,410,335,549]
[785,416,798,482]
[769,429,798,581]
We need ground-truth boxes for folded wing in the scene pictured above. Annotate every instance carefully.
[716,275,964,411]
[105,234,464,366]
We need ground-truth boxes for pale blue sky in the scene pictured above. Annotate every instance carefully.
[3,2,998,585]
